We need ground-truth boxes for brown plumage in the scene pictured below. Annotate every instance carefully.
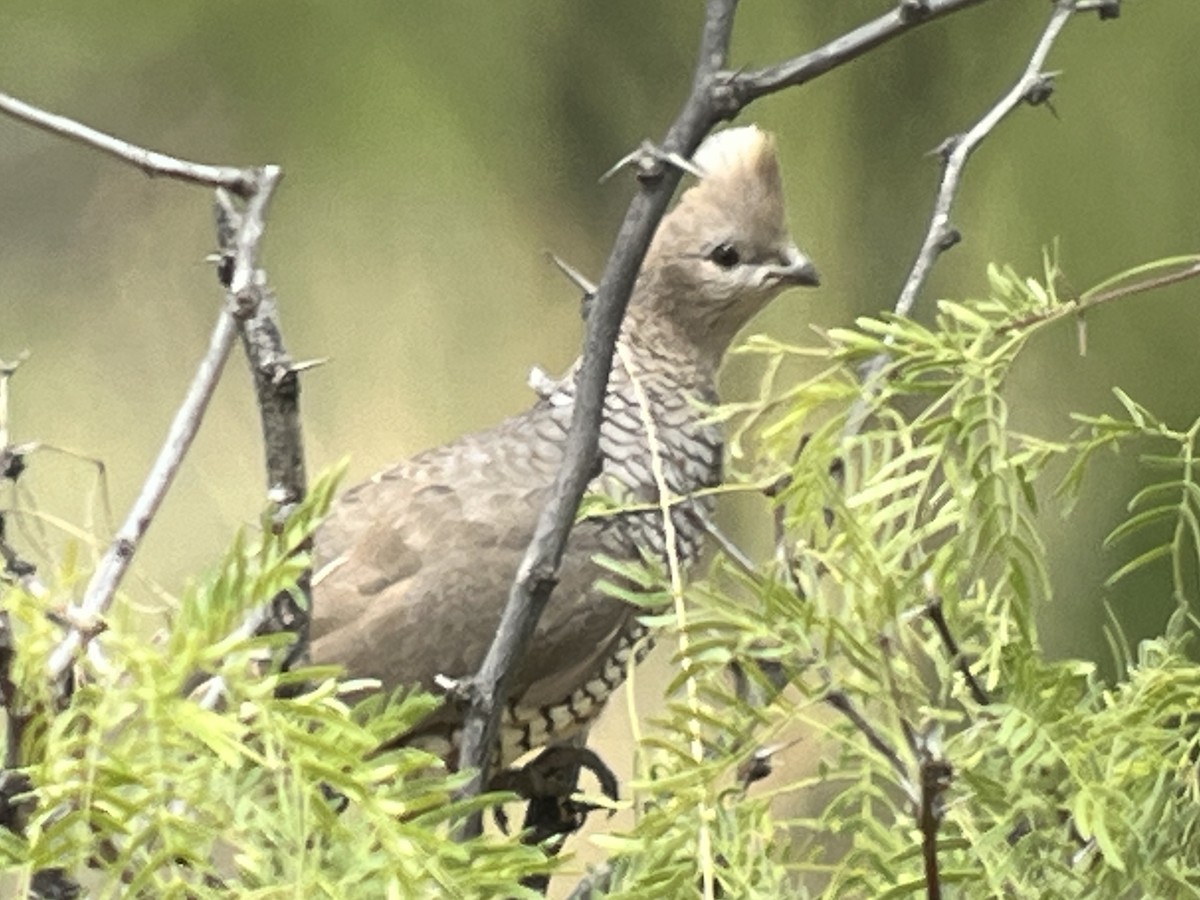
[310,126,819,765]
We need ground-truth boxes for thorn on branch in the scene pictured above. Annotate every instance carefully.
[738,748,775,787]
[545,251,597,320]
[600,140,703,186]
[287,357,329,376]
[455,0,731,835]
[708,69,742,121]
[737,740,797,788]
[928,135,960,165]
[210,249,236,290]
[847,0,1080,446]
[0,355,28,378]
[433,671,477,707]
[214,175,280,318]
[210,206,238,288]
[0,373,52,605]
[1024,72,1058,108]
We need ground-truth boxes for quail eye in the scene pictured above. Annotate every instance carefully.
[707,242,741,269]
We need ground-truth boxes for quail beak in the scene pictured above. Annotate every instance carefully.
[772,244,821,288]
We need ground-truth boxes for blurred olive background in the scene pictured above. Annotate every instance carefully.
[1,0,1198,750]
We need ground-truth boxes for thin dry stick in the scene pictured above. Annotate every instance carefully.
[47,313,238,678]
[0,93,288,678]
[46,169,282,678]
[0,92,256,196]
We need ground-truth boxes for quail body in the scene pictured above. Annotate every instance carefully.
[310,126,819,765]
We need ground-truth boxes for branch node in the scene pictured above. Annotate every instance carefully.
[265,484,294,507]
[737,741,793,787]
[762,472,792,499]
[233,291,261,320]
[434,672,476,705]
[599,140,703,186]
[266,361,296,387]
[928,135,960,165]
[1077,0,1121,19]
[60,608,108,644]
[935,225,962,253]
[1024,72,1058,107]
[898,0,932,24]
[708,69,743,121]
[1,448,26,482]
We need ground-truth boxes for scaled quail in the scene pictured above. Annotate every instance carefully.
[310,125,819,767]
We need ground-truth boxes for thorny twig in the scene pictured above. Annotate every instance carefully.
[45,313,241,680]
[0,96,288,683]
[844,0,1085,438]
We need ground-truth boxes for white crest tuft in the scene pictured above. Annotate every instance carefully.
[690,125,768,178]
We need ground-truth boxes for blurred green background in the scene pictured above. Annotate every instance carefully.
[1,1,1198,698]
